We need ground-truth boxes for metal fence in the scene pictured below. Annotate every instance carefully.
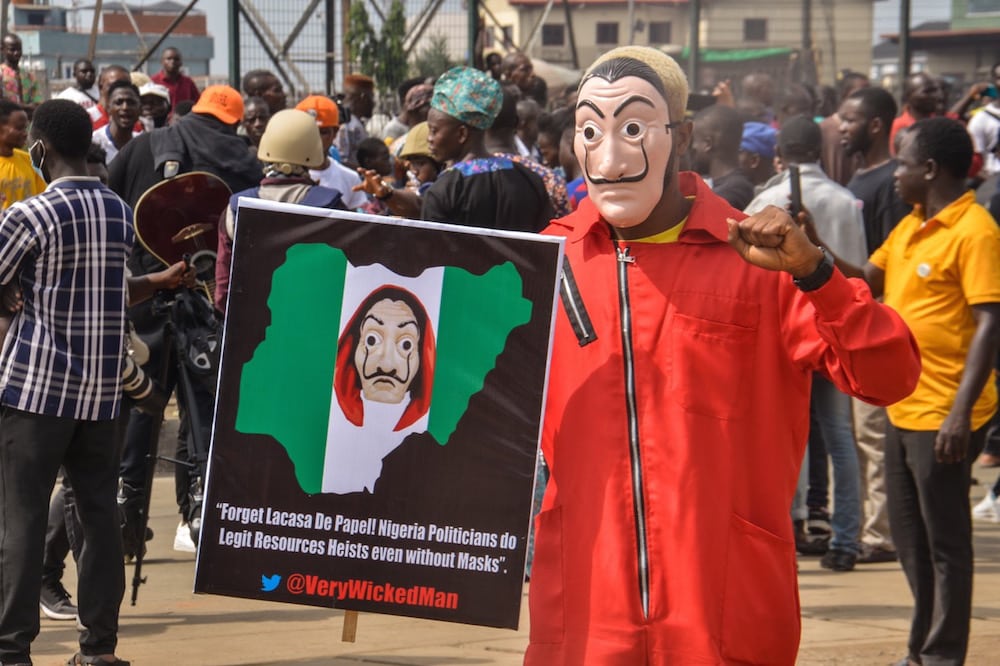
[233,0,470,107]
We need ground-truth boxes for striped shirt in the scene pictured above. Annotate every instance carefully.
[0,177,133,421]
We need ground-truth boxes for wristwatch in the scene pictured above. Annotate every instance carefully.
[792,247,834,292]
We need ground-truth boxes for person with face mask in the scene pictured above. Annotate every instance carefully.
[525,46,921,665]
[0,100,45,211]
[0,98,133,666]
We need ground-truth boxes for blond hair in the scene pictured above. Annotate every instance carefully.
[584,46,689,125]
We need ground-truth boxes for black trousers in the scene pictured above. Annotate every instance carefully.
[41,475,83,585]
[886,423,986,666]
[0,408,124,664]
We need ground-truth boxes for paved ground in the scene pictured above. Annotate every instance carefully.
[31,461,1000,665]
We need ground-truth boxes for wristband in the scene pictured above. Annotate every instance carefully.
[792,246,834,292]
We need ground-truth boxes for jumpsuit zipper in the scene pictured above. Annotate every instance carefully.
[616,242,649,619]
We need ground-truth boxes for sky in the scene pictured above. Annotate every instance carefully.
[872,0,952,44]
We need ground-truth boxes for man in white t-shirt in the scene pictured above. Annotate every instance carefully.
[296,94,369,210]
[967,62,1000,177]
[55,59,101,125]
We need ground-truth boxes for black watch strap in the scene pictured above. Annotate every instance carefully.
[793,247,835,292]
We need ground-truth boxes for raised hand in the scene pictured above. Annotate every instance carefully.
[726,205,824,278]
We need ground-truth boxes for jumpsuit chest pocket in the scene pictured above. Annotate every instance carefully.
[669,292,759,421]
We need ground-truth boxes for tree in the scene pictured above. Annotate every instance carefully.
[376,0,408,99]
[346,0,377,77]
[412,34,456,81]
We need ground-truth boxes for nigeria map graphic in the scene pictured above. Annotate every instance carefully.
[235,244,532,495]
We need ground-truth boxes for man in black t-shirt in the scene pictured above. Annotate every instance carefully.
[838,85,911,565]
[841,87,911,256]
[691,104,755,210]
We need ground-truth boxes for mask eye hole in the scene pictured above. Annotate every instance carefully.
[579,121,603,144]
[621,121,647,140]
[364,332,382,349]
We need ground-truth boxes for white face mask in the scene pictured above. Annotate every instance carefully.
[29,138,46,173]
[575,76,674,228]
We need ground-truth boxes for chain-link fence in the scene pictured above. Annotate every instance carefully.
[233,0,470,107]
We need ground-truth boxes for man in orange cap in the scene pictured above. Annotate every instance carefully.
[295,94,367,210]
[110,84,259,203]
[108,84,262,557]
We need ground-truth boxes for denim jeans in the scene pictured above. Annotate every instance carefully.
[810,374,861,554]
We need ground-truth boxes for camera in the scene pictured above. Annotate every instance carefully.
[122,354,167,414]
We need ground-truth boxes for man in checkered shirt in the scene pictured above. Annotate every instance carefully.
[0,99,133,666]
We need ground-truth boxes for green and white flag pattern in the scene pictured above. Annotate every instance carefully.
[236,244,532,495]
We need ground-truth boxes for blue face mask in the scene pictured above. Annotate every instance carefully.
[29,139,45,173]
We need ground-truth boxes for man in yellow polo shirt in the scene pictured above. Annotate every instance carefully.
[865,117,1000,666]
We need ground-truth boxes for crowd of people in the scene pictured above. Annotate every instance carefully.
[0,27,996,666]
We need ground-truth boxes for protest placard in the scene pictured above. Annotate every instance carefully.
[194,199,563,629]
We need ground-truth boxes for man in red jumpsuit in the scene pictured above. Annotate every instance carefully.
[525,46,922,665]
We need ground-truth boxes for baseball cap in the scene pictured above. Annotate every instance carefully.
[139,82,171,104]
[399,122,432,160]
[295,95,340,128]
[740,122,777,159]
[778,115,822,156]
[191,85,244,125]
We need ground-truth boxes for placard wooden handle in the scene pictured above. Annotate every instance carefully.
[341,610,359,642]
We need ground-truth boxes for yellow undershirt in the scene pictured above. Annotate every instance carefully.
[632,196,695,243]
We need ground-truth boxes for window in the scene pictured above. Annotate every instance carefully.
[542,24,565,47]
[596,22,619,45]
[969,0,1000,14]
[25,10,47,26]
[743,18,767,42]
[649,20,671,44]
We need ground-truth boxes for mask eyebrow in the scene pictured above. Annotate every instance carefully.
[576,99,605,118]
[613,95,657,117]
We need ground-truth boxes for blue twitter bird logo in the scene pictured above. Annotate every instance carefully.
[261,574,281,592]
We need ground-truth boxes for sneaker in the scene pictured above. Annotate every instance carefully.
[66,653,131,665]
[173,520,196,553]
[794,519,829,556]
[856,544,898,564]
[806,507,832,537]
[820,547,857,572]
[40,580,78,620]
[972,490,1000,522]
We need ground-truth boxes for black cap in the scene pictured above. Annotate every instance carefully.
[778,114,822,158]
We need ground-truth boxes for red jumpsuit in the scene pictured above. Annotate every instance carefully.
[525,173,921,665]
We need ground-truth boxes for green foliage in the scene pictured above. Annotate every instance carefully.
[346,1,377,77]
[412,34,456,80]
[376,0,408,97]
